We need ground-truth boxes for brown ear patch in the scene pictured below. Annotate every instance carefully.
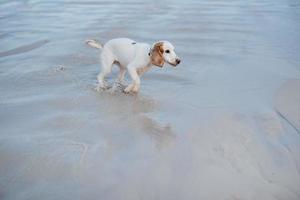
[150,42,164,67]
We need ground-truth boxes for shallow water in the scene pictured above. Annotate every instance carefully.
[1,0,300,199]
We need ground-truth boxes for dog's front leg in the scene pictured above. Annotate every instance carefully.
[124,67,140,93]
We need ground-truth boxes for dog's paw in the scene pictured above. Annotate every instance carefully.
[124,84,139,94]
[124,88,132,94]
[124,84,134,94]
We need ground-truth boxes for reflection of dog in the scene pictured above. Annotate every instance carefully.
[86,38,181,93]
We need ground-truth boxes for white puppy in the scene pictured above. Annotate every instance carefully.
[86,38,180,93]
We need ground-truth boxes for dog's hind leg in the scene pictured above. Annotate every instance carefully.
[117,66,126,83]
[96,51,114,91]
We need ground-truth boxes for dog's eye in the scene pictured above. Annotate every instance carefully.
[165,50,170,53]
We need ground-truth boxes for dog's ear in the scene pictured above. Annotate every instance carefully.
[150,42,164,67]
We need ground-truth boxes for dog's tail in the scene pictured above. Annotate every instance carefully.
[86,39,103,49]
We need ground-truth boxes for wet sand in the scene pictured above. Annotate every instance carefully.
[1,0,300,199]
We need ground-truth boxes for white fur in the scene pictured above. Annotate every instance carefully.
[86,38,180,93]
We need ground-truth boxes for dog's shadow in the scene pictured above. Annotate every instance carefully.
[93,82,175,149]
[50,65,175,149]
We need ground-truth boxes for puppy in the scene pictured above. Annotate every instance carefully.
[86,38,180,93]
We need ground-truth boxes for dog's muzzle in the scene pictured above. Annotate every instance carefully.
[170,58,181,67]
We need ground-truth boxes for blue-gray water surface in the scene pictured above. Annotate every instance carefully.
[1,0,300,199]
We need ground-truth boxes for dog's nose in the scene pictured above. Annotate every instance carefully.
[176,58,181,64]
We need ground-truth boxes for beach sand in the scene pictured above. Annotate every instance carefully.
[0,0,300,199]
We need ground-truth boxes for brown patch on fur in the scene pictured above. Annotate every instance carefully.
[150,42,164,67]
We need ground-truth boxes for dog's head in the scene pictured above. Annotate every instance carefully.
[150,41,181,68]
